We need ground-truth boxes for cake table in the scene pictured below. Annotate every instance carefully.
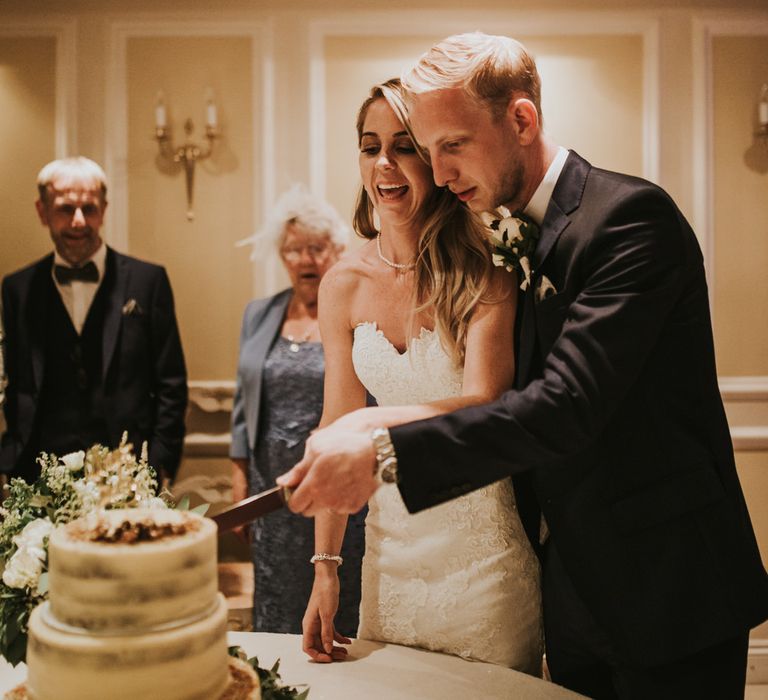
[0,632,587,699]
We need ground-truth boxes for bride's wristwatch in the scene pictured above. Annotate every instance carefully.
[370,427,399,485]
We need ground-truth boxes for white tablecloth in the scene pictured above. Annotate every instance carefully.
[230,632,586,700]
[0,632,586,699]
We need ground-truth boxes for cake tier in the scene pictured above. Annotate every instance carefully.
[26,594,229,700]
[47,509,218,631]
[5,656,260,700]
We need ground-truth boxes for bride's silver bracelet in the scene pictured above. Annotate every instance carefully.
[310,553,343,566]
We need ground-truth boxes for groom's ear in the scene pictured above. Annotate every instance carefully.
[506,97,539,146]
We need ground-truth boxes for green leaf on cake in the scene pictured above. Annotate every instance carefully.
[176,494,191,511]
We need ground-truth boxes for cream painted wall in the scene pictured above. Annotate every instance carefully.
[0,37,57,279]
[324,35,437,228]
[126,35,257,380]
[712,36,768,377]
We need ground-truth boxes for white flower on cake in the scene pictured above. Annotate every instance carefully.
[60,451,84,471]
[72,479,100,512]
[139,496,169,510]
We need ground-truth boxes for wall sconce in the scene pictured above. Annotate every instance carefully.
[154,90,219,221]
[756,83,768,143]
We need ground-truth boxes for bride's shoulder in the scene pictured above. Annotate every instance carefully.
[324,241,376,287]
[318,248,374,326]
[320,247,365,297]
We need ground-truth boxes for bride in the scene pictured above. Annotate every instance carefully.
[301,78,542,672]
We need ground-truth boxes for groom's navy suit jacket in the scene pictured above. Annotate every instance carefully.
[390,152,768,667]
[1,247,187,480]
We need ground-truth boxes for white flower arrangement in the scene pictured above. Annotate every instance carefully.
[486,213,541,290]
[2,519,53,590]
[0,434,174,666]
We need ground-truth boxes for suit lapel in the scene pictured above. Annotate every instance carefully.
[532,198,570,272]
[102,248,127,382]
[517,151,590,386]
[532,150,588,271]
[516,286,536,388]
[29,256,54,392]
[245,291,292,447]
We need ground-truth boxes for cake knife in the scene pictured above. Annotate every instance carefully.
[211,485,293,532]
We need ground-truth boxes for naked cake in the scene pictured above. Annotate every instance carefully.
[18,509,259,700]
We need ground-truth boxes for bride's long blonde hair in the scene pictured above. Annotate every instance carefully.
[353,78,497,366]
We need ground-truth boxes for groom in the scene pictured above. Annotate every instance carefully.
[279,32,768,698]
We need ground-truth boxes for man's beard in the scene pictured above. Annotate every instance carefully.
[495,159,526,212]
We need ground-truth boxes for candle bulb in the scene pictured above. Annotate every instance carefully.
[205,89,218,129]
[759,84,768,127]
[155,91,167,129]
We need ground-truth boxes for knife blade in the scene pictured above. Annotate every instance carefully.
[211,485,293,533]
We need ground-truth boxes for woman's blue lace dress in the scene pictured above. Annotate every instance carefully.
[249,336,366,635]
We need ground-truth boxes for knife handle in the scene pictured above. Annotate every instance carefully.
[280,485,294,505]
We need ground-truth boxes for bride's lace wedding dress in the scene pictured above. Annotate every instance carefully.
[351,321,543,673]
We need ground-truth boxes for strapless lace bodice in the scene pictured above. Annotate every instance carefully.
[351,321,543,672]
[352,322,463,405]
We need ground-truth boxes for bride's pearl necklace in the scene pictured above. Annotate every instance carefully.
[376,232,416,271]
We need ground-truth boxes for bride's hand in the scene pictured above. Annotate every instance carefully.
[302,566,351,663]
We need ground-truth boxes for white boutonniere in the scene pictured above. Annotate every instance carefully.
[121,298,144,316]
[487,213,541,291]
[535,274,558,303]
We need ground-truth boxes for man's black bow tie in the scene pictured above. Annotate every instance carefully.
[54,261,99,285]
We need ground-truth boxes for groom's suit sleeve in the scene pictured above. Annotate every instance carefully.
[390,181,693,513]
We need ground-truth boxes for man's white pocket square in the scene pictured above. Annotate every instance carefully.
[122,298,144,316]
[535,275,558,303]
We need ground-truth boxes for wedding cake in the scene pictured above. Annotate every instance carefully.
[20,508,258,700]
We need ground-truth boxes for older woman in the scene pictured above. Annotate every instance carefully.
[230,185,365,634]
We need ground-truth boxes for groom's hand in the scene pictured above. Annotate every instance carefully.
[277,427,379,516]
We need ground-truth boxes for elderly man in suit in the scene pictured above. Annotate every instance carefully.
[1,156,187,482]
[280,32,768,699]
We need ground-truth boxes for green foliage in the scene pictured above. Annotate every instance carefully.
[190,503,210,516]
[0,583,40,666]
[175,494,210,517]
[227,646,309,699]
[176,494,191,511]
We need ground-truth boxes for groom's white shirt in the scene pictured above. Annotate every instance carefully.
[524,146,569,226]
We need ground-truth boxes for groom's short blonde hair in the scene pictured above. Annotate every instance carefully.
[401,31,543,124]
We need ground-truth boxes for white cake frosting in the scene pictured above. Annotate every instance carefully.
[25,509,231,700]
[47,508,218,632]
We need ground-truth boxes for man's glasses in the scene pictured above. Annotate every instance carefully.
[281,244,331,262]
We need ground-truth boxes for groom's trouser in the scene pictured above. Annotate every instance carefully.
[543,542,750,700]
